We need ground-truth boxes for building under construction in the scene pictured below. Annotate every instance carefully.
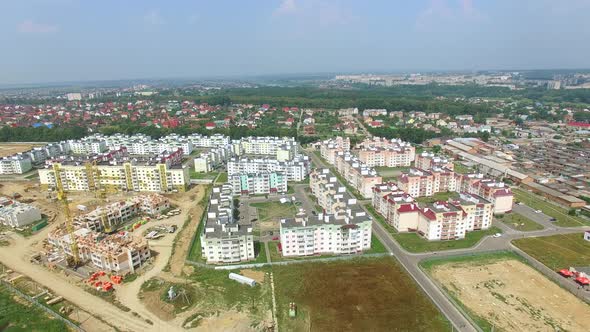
[75,194,170,232]
[48,227,150,275]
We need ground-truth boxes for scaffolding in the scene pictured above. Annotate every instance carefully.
[85,160,112,233]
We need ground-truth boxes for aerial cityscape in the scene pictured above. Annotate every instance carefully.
[1,1,590,332]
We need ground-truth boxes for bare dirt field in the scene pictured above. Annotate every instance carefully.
[430,255,590,332]
[0,143,44,158]
[273,257,450,332]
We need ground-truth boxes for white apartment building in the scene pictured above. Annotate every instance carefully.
[280,168,371,257]
[226,156,310,181]
[200,185,255,264]
[232,136,298,161]
[0,155,32,174]
[194,145,233,173]
[68,139,107,155]
[414,152,454,171]
[0,197,42,228]
[230,172,287,195]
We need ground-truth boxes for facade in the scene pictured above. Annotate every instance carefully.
[232,136,298,161]
[200,185,255,264]
[226,156,310,182]
[194,145,233,173]
[0,156,32,175]
[230,172,287,195]
[319,136,351,165]
[355,137,415,167]
[39,151,189,193]
[0,197,42,228]
[48,227,150,274]
[280,168,372,257]
[456,174,514,213]
[333,152,382,199]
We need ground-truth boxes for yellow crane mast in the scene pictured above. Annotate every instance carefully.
[53,163,80,267]
[86,160,112,233]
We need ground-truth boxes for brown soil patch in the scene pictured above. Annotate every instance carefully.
[167,185,207,276]
[240,269,265,284]
[432,259,590,332]
[141,290,175,321]
[195,310,254,332]
[0,143,43,158]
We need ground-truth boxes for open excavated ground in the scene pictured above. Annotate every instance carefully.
[428,254,590,332]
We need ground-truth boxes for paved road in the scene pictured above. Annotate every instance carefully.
[512,204,559,229]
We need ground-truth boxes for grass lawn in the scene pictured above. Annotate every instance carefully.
[267,241,332,262]
[453,162,474,174]
[365,204,398,235]
[187,213,206,263]
[512,233,590,270]
[189,169,218,180]
[496,212,543,231]
[250,201,298,223]
[215,172,228,184]
[0,284,68,331]
[415,191,459,204]
[375,166,409,178]
[514,188,590,227]
[273,257,451,332]
[393,226,502,253]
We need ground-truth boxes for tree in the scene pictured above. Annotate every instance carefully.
[432,145,442,153]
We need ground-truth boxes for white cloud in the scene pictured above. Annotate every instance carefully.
[17,20,59,34]
[274,0,297,16]
[144,9,165,25]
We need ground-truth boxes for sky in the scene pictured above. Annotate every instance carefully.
[1,0,590,84]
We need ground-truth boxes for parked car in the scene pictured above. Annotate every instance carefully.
[493,233,502,238]
[535,210,542,213]
[549,217,557,221]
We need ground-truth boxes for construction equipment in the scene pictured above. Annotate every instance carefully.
[53,163,80,267]
[86,160,112,233]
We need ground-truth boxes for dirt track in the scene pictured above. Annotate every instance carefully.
[432,259,590,332]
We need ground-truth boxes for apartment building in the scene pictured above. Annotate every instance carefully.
[75,194,170,232]
[418,201,467,240]
[355,137,415,167]
[200,185,255,264]
[279,209,372,256]
[281,168,371,256]
[372,183,419,232]
[309,169,359,214]
[456,174,514,213]
[334,152,382,198]
[230,172,287,195]
[449,193,493,232]
[232,136,298,161]
[0,156,32,174]
[48,227,151,274]
[319,136,351,165]
[68,139,107,155]
[194,145,233,173]
[415,152,454,171]
[226,155,310,181]
[0,197,42,228]
[38,150,189,193]
[399,166,458,197]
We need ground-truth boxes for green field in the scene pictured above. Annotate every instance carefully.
[393,226,502,253]
[215,172,228,184]
[453,162,474,174]
[189,169,218,180]
[513,233,590,269]
[415,191,459,204]
[0,284,67,331]
[273,257,450,332]
[496,212,543,231]
[514,189,590,227]
[250,201,298,223]
[375,166,409,178]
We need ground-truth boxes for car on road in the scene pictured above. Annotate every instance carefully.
[272,236,279,241]
[534,210,542,213]
[251,218,257,222]
[493,233,502,238]
[549,217,557,221]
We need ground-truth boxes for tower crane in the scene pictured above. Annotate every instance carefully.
[86,159,112,233]
[53,163,80,267]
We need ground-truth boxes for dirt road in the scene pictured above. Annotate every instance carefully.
[115,185,207,330]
